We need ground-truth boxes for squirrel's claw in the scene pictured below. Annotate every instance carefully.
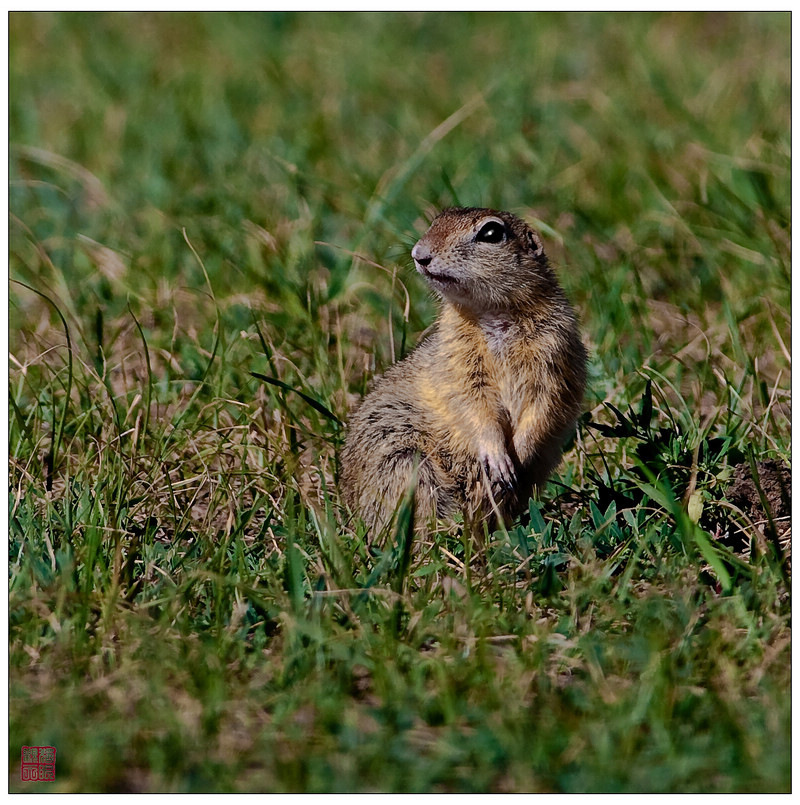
[481,451,517,497]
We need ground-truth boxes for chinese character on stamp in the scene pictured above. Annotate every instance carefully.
[20,746,56,782]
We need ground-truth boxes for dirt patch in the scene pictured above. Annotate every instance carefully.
[724,459,791,556]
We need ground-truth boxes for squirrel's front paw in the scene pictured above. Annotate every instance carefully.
[480,449,517,495]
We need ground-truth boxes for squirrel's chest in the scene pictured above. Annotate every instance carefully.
[493,363,536,425]
[432,319,539,420]
[478,322,537,409]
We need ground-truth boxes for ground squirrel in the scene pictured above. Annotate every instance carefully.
[340,207,587,533]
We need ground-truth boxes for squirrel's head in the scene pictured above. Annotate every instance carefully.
[411,207,556,313]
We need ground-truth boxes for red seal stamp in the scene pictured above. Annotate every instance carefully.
[20,746,56,782]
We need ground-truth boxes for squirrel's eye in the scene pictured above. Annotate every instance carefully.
[475,221,506,244]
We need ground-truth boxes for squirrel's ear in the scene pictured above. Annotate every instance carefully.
[525,228,545,258]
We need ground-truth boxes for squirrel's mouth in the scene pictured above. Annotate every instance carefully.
[417,264,458,285]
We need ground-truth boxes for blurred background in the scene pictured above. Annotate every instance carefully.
[10,11,790,384]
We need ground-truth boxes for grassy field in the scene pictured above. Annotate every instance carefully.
[9,11,791,793]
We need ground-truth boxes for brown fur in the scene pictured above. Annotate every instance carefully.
[340,207,587,533]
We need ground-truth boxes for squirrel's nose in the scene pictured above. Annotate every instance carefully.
[412,243,432,267]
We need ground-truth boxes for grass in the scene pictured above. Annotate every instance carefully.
[9,11,791,793]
